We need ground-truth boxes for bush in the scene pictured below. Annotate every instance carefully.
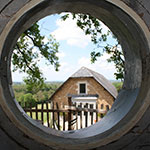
[112,81,123,92]
[18,93,36,107]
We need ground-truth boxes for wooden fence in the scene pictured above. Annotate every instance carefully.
[21,101,108,131]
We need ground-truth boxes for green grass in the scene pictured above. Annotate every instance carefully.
[26,103,52,124]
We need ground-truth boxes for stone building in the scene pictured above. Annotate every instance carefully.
[49,67,118,111]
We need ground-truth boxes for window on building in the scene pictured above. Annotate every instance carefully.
[79,83,86,94]
[101,104,104,109]
[106,105,110,111]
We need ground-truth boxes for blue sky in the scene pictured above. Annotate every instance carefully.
[12,13,118,82]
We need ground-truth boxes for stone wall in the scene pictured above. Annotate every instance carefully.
[0,0,150,150]
[51,77,114,109]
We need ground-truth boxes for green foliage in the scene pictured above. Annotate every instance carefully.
[12,13,125,96]
[104,44,124,80]
[91,51,102,63]
[33,91,46,102]
[24,93,36,103]
[112,81,123,92]
[61,13,125,80]
[24,75,44,94]
[13,82,62,107]
[18,93,36,107]
[61,14,107,44]
[12,23,60,93]
[13,84,27,93]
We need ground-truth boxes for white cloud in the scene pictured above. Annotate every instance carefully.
[41,61,76,81]
[78,53,116,80]
[11,69,27,82]
[11,53,116,82]
[52,16,91,48]
[43,36,49,44]
[56,51,66,59]
[11,57,116,82]
[11,14,116,82]
[101,22,110,34]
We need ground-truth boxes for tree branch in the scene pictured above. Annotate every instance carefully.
[16,43,35,74]
[24,31,41,48]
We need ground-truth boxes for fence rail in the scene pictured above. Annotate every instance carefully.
[21,101,108,131]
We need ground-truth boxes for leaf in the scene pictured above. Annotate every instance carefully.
[61,14,69,21]
[13,22,60,93]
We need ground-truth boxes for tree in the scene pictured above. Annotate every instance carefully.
[61,13,125,80]
[12,23,60,93]
[12,13,124,94]
[18,93,36,107]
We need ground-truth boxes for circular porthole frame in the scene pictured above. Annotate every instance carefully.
[0,0,150,150]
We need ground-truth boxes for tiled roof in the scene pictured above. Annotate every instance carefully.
[70,67,118,98]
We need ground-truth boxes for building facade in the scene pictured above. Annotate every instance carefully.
[49,67,118,111]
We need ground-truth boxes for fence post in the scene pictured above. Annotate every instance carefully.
[90,104,94,125]
[46,102,50,127]
[96,103,98,122]
[79,103,83,129]
[35,103,38,120]
[52,102,55,129]
[68,96,72,130]
[56,102,60,130]
[85,103,88,127]
[29,102,33,118]
[75,103,78,130]
[41,103,44,125]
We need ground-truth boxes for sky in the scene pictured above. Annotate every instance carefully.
[12,13,118,82]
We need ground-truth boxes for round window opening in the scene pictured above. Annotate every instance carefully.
[12,12,121,131]
[0,1,150,150]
